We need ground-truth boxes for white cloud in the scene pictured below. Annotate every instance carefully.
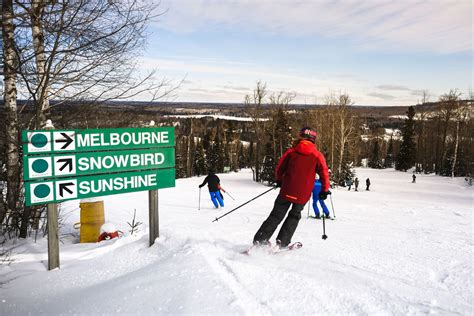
[157,0,472,54]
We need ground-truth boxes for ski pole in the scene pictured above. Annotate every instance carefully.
[329,194,336,218]
[322,213,328,240]
[307,199,310,218]
[212,187,276,222]
[198,187,201,211]
[222,189,235,201]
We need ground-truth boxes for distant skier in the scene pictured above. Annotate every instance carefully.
[253,127,330,248]
[366,178,371,191]
[412,174,416,183]
[346,178,353,191]
[354,177,359,191]
[312,178,331,219]
[199,170,224,209]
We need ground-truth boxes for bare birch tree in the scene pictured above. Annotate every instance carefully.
[245,81,267,182]
[14,0,171,128]
[1,0,21,228]
[1,0,172,234]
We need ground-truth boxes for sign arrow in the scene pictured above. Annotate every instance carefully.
[58,182,74,197]
[55,132,73,149]
[57,158,73,172]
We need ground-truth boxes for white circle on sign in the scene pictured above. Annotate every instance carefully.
[28,157,53,179]
[29,182,54,204]
[27,132,51,153]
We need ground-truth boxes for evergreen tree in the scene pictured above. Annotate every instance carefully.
[274,108,292,159]
[335,145,355,186]
[368,140,383,169]
[396,106,417,171]
[207,141,219,173]
[384,136,394,168]
[224,142,232,171]
[176,138,187,178]
[238,142,247,169]
[215,133,225,173]
[260,142,276,184]
[193,140,207,176]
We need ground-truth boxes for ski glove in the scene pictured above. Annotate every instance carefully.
[319,191,331,200]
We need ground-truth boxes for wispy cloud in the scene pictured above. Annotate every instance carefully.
[376,85,411,91]
[367,92,396,100]
[157,0,472,54]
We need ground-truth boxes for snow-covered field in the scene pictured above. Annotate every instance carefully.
[1,168,472,315]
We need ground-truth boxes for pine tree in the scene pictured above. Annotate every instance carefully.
[396,106,416,171]
[336,145,355,186]
[238,142,247,169]
[368,140,383,169]
[215,134,225,173]
[193,140,207,176]
[260,142,276,184]
[384,136,394,168]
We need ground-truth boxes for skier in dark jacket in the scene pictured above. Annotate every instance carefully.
[366,178,371,191]
[199,171,224,208]
[354,177,359,191]
[312,178,330,219]
[253,127,330,248]
[346,178,353,191]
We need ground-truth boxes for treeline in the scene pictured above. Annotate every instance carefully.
[394,91,472,176]
[170,85,472,186]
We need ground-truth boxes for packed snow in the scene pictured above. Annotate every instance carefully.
[1,168,472,315]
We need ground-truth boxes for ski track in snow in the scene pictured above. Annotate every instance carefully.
[1,168,472,315]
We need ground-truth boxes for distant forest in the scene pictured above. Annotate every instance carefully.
[3,87,471,187]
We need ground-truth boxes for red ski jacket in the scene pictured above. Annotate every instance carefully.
[275,140,329,204]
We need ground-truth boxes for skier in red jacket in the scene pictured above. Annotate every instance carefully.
[253,127,330,248]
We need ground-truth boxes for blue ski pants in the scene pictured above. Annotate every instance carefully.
[312,199,329,217]
[210,191,224,208]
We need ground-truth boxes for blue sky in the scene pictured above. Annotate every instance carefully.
[140,0,473,106]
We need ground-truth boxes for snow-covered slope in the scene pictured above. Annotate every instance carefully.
[1,169,472,315]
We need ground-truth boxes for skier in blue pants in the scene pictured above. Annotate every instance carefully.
[199,171,224,208]
[312,179,331,219]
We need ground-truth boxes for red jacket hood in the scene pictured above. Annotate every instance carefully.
[294,140,318,155]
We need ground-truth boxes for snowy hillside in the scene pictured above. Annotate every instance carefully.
[1,168,472,315]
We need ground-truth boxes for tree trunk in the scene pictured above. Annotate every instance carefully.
[31,0,50,129]
[186,119,193,177]
[451,120,460,178]
[1,0,21,227]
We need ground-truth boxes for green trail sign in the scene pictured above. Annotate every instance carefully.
[25,168,175,205]
[23,147,175,180]
[22,127,175,154]
[22,127,176,206]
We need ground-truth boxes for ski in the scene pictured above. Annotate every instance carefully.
[308,215,334,220]
[241,241,302,255]
[273,242,303,253]
[240,241,271,255]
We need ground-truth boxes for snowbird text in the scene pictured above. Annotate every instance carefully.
[77,153,165,170]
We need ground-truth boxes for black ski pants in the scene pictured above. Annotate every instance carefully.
[253,195,305,247]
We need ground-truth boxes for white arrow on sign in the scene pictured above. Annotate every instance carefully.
[53,131,75,151]
[53,155,76,176]
[55,179,77,200]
